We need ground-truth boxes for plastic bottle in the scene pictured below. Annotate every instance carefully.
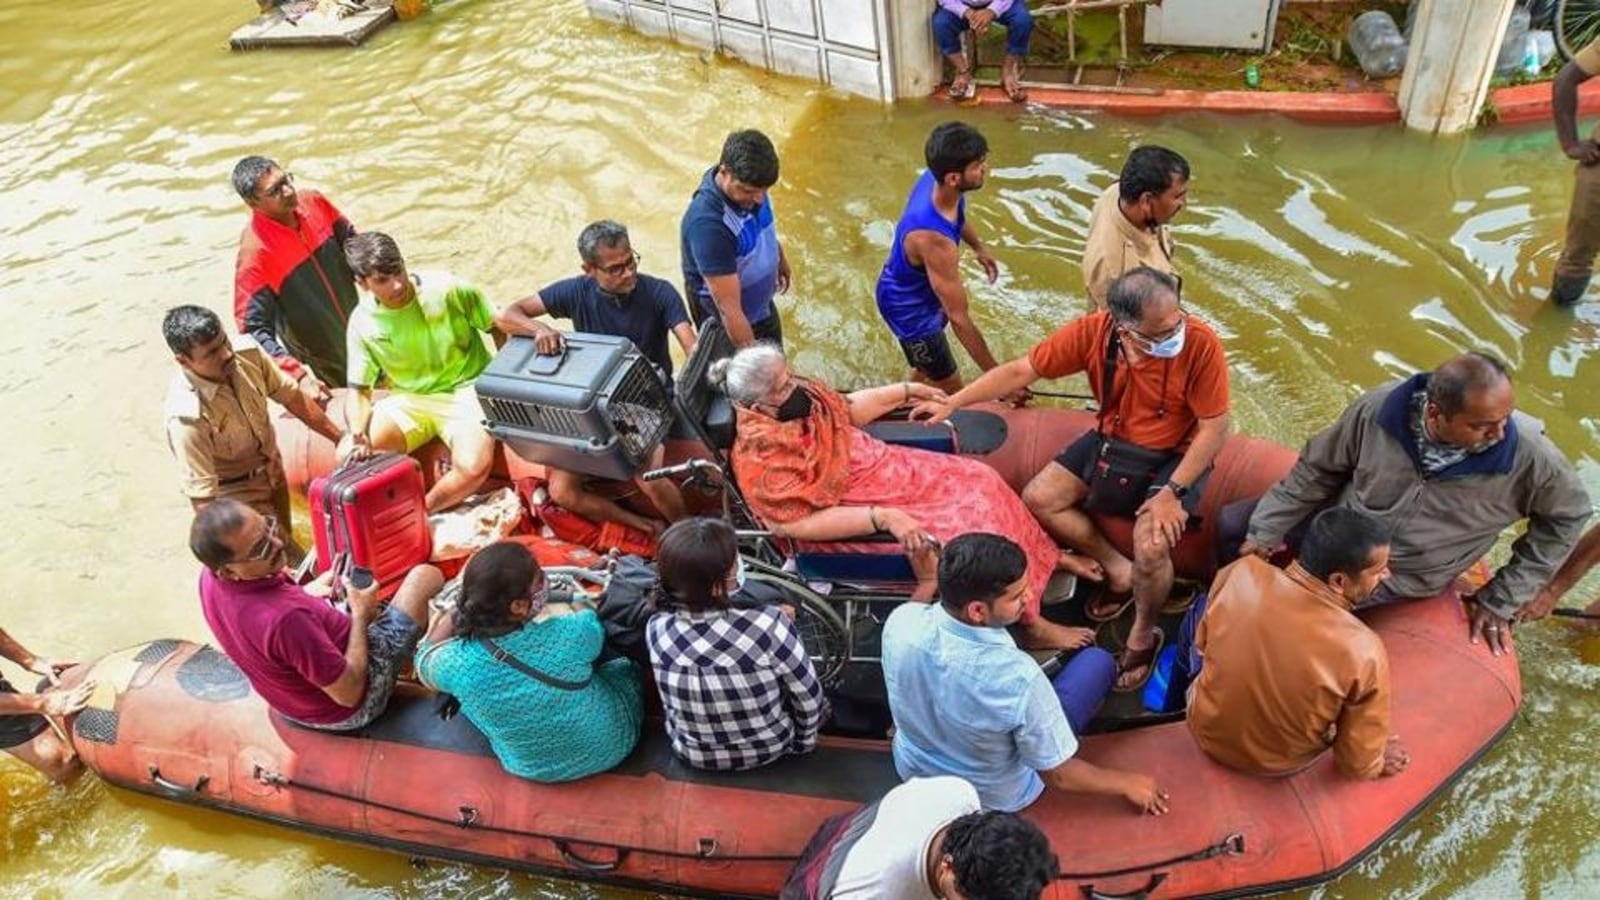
[1495,6,1532,78]
[1349,11,1407,79]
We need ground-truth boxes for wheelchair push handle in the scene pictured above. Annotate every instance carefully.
[640,458,723,482]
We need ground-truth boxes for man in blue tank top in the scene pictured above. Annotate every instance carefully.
[680,129,791,348]
[875,122,1012,394]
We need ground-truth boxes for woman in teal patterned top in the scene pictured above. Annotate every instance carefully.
[415,541,643,782]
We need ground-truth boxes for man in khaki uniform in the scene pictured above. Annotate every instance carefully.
[163,305,344,564]
[1081,146,1188,310]
[1550,41,1600,305]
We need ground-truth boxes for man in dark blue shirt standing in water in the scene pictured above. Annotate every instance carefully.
[875,122,1014,395]
[680,129,791,348]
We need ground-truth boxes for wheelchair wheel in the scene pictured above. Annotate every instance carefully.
[744,570,851,687]
[1558,0,1600,62]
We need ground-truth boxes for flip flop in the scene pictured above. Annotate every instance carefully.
[1114,627,1165,693]
[948,74,976,102]
[1084,588,1134,623]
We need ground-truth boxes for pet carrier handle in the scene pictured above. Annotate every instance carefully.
[525,343,570,376]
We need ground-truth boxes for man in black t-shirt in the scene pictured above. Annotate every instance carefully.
[497,220,696,534]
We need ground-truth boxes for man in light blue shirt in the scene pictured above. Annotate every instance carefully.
[881,532,1170,814]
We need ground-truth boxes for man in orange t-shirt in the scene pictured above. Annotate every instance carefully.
[916,266,1231,691]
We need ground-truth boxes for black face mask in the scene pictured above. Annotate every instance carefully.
[774,386,813,422]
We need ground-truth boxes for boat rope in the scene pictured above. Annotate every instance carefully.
[250,765,803,864]
[1057,832,1245,880]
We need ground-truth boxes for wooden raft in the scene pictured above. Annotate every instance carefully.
[229,0,397,50]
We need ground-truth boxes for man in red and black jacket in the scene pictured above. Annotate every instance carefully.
[232,156,361,396]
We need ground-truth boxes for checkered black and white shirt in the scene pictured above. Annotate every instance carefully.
[646,605,827,771]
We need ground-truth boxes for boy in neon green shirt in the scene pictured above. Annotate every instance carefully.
[341,231,500,512]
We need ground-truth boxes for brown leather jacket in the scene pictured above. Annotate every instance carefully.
[1187,557,1391,779]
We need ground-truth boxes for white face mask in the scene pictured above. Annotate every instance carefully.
[728,557,747,594]
[1135,319,1187,359]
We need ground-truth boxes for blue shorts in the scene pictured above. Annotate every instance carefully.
[0,678,49,749]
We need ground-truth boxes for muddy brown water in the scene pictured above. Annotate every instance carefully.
[3,0,1599,896]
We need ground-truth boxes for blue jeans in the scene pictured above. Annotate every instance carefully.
[1050,646,1116,733]
[932,3,1034,57]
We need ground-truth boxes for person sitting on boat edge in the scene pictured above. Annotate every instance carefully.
[1222,352,1592,657]
[1181,508,1409,780]
[1081,146,1188,312]
[163,305,345,567]
[781,776,1057,900]
[915,266,1231,685]
[712,343,1098,649]
[875,122,1018,397]
[881,533,1166,815]
[190,499,443,732]
[232,155,361,399]
[680,129,792,348]
[496,219,695,536]
[0,625,95,783]
[646,518,827,772]
[339,231,502,513]
[415,541,643,782]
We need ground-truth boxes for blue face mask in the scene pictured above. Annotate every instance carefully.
[1140,320,1187,359]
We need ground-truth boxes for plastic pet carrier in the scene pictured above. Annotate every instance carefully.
[476,333,673,481]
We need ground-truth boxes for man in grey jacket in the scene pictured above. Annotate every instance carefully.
[1226,353,1590,657]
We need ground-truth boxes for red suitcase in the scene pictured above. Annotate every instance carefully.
[309,453,432,599]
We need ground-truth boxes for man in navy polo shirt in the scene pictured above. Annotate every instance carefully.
[498,220,694,534]
[680,129,792,348]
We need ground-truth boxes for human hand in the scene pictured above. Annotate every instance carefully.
[1237,539,1271,560]
[904,382,948,405]
[1379,734,1410,777]
[998,387,1032,408]
[1122,774,1170,815]
[1513,587,1558,623]
[1465,596,1511,657]
[974,249,999,284]
[1135,488,1188,548]
[777,255,792,294]
[966,7,996,33]
[909,400,955,425]
[25,657,71,687]
[303,568,338,599]
[337,431,373,463]
[40,680,95,718]
[531,323,565,356]
[880,509,937,555]
[298,371,333,406]
[1564,140,1600,165]
[344,577,381,620]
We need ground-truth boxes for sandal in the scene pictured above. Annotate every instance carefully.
[1114,627,1165,693]
[1084,589,1134,623]
[948,71,976,102]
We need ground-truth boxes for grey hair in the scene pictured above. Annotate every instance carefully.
[1105,266,1180,326]
[1428,352,1511,417]
[577,220,630,265]
[706,342,787,405]
[231,155,278,201]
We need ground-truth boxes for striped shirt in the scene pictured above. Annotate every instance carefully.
[646,605,827,771]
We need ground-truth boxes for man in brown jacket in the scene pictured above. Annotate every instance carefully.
[1187,508,1408,779]
[1226,353,1591,657]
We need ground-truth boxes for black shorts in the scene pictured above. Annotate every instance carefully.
[897,330,958,382]
[692,300,784,348]
[1054,430,1209,516]
[0,678,49,749]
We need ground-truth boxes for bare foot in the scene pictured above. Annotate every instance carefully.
[1057,552,1104,581]
[1016,617,1097,651]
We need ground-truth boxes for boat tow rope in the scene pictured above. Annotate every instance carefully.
[1058,832,1245,881]
[250,765,804,866]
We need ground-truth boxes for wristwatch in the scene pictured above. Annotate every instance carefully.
[1163,480,1190,499]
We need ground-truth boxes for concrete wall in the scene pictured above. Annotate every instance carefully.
[586,0,941,102]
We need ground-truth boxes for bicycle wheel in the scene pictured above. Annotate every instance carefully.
[744,570,851,687]
[1558,0,1600,62]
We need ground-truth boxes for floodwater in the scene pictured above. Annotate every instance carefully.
[2,0,1599,896]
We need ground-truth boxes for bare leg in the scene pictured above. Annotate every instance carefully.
[1015,617,1096,651]
[633,446,687,524]
[4,724,82,783]
[389,563,444,628]
[550,468,661,534]
[1021,463,1133,593]
[1117,513,1175,690]
[426,425,495,513]
[945,52,974,99]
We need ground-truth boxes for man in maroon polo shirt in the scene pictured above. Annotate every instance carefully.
[232,155,361,398]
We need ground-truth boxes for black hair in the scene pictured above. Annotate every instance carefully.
[718,129,780,188]
[455,541,540,641]
[1298,508,1392,583]
[189,499,250,570]
[943,810,1059,900]
[163,305,224,356]
[1427,352,1511,418]
[655,518,739,613]
[231,155,278,201]
[1118,145,1190,204]
[577,219,630,265]
[1105,265,1181,327]
[938,533,1027,616]
[925,122,988,181]
[344,231,407,279]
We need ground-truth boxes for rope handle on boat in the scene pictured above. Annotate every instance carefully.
[1079,872,1166,899]
[250,766,800,863]
[148,765,211,796]
[1058,832,1244,881]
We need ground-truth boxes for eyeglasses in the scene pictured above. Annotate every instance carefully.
[595,252,641,278]
[259,172,294,200]
[243,516,280,562]
[1123,311,1187,346]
